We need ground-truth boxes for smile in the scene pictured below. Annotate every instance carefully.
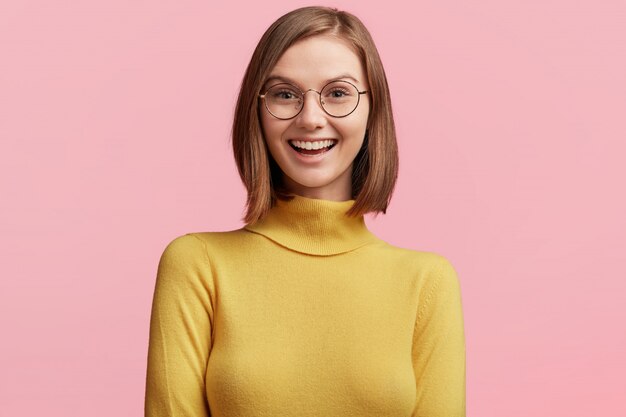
[288,139,337,155]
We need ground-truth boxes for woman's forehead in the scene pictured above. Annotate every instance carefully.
[267,35,366,88]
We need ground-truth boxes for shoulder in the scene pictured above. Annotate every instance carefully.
[375,240,461,295]
[414,251,459,283]
[374,240,459,276]
[158,229,251,265]
[152,234,217,311]
[416,252,461,298]
[159,233,208,262]
[401,251,462,321]
[403,248,460,291]
[155,234,212,283]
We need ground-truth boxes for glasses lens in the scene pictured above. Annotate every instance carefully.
[320,81,360,117]
[264,83,302,119]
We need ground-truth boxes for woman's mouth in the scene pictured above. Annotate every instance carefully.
[288,139,337,156]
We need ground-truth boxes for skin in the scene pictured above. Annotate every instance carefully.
[260,34,370,201]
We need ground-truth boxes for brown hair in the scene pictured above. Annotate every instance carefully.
[232,6,398,224]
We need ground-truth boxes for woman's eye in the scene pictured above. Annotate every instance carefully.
[272,89,299,100]
[326,88,350,98]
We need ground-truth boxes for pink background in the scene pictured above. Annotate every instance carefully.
[1,0,625,415]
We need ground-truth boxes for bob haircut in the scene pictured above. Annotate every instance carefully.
[232,6,398,224]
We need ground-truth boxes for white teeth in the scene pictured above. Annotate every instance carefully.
[289,139,336,150]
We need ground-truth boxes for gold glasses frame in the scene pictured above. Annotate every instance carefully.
[259,80,368,120]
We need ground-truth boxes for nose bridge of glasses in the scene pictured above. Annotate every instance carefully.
[299,88,324,111]
[303,88,321,96]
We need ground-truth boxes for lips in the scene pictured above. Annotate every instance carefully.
[288,139,338,153]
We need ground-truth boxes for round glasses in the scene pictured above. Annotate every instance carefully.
[259,80,368,120]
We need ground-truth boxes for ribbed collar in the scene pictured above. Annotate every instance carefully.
[243,195,379,256]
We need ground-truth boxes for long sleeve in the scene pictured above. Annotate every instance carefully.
[412,257,466,417]
[145,234,215,417]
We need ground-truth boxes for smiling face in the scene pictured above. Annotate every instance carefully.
[259,34,370,201]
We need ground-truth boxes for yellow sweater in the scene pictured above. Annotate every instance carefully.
[145,195,466,417]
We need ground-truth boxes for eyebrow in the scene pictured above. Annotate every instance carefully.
[263,74,360,88]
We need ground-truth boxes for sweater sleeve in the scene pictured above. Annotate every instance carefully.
[412,256,466,417]
[145,234,215,417]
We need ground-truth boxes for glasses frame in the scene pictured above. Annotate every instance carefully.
[259,80,368,120]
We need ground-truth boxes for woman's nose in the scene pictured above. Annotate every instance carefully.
[294,90,327,130]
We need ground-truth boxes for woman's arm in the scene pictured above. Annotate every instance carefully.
[145,234,215,417]
[412,256,466,417]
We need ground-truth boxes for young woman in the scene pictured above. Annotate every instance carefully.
[145,6,466,417]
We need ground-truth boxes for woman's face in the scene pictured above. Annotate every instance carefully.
[260,34,370,201]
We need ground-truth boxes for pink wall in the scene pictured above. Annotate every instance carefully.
[1,1,625,415]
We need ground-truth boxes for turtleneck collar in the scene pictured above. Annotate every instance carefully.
[243,195,379,256]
